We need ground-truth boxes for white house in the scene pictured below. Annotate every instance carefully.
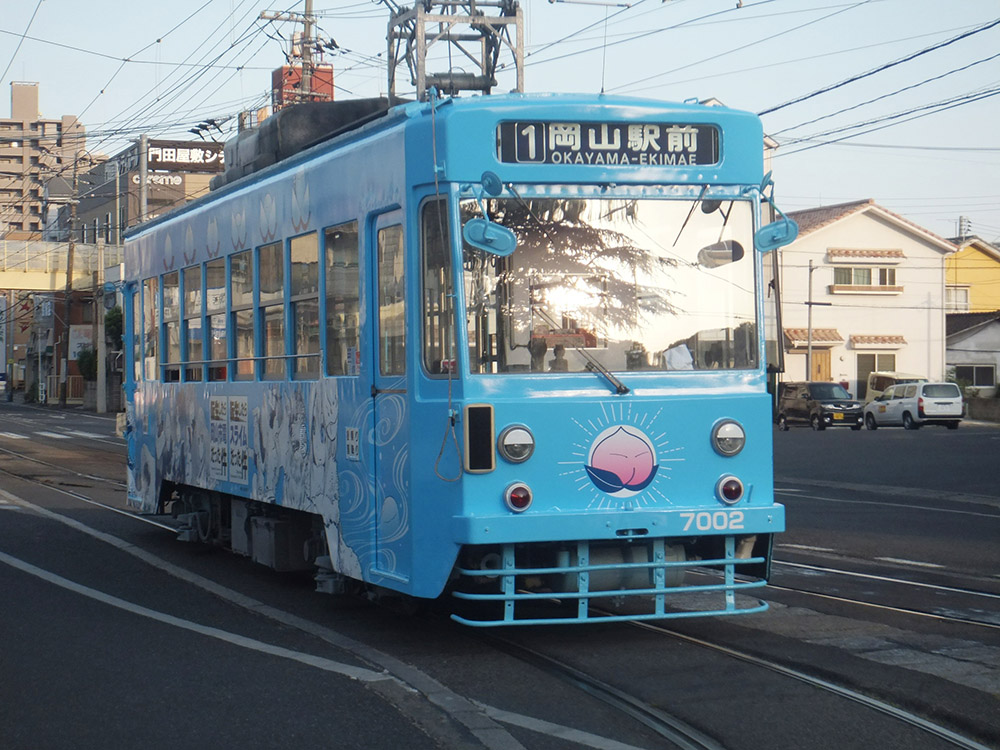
[946,312,1000,398]
[779,199,956,400]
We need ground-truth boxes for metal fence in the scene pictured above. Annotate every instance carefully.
[42,375,85,405]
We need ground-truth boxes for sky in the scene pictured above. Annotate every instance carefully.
[2,0,998,242]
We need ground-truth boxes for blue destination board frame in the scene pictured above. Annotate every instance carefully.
[497,120,720,166]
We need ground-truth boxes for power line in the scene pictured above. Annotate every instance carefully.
[608,0,867,94]
[777,86,1000,157]
[0,0,43,84]
[771,49,1000,136]
[758,17,1000,116]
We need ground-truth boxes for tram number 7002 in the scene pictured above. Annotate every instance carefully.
[680,511,745,532]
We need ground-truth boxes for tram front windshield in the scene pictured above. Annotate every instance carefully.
[460,196,757,375]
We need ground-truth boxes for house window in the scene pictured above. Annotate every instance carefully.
[946,286,970,312]
[833,266,896,287]
[953,365,995,387]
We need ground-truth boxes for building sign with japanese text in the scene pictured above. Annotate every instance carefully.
[112,139,225,176]
[497,121,719,167]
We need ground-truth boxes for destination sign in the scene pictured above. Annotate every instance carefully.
[497,121,719,166]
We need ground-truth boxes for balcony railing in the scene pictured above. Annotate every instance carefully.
[0,240,124,277]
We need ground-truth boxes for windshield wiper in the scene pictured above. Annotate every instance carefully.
[533,308,629,395]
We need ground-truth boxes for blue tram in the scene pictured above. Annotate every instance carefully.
[123,92,797,626]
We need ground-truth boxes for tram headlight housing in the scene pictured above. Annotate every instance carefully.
[497,425,535,463]
[711,419,746,457]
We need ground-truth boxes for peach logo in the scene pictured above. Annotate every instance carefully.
[584,425,658,496]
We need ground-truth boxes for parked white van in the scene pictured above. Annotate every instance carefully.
[864,371,927,403]
[863,382,964,430]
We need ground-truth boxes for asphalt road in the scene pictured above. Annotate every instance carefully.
[1,401,998,749]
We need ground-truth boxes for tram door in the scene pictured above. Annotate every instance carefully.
[371,211,411,583]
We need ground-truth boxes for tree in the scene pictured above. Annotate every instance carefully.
[105,306,123,349]
[76,346,97,382]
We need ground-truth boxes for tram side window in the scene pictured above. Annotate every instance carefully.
[231,250,254,381]
[143,277,158,381]
[290,232,319,380]
[325,222,360,376]
[421,199,455,375]
[378,225,406,376]
[206,258,227,381]
[183,265,203,381]
[131,288,141,383]
[259,241,285,380]
[163,272,180,381]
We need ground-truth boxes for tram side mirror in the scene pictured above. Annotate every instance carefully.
[463,218,517,257]
[700,199,723,214]
[697,240,744,268]
[755,217,799,252]
[464,171,516,256]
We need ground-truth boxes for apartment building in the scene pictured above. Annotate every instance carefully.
[0,82,85,238]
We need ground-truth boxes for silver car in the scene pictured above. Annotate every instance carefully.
[863,382,964,430]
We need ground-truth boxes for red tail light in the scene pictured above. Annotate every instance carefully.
[918,397,925,417]
[504,483,533,512]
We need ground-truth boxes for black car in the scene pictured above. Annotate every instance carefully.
[776,381,863,431]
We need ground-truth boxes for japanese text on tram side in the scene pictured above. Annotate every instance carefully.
[210,396,249,484]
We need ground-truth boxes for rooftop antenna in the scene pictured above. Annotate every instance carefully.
[385,0,524,101]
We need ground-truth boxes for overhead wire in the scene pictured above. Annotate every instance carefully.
[777,86,1000,157]
[0,0,44,84]
[757,16,1000,116]
[608,0,868,94]
[771,50,1000,136]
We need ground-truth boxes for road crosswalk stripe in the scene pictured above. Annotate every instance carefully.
[0,432,28,440]
[65,431,105,438]
[34,431,70,439]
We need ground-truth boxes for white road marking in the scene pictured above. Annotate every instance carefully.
[0,488,649,750]
[778,544,837,553]
[0,432,28,440]
[477,702,650,750]
[0,549,387,682]
[34,431,70,439]
[65,430,106,438]
[874,557,945,569]
[771,491,999,519]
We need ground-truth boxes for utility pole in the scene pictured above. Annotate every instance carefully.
[59,157,79,407]
[96,238,107,414]
[261,0,316,103]
[806,259,813,381]
[138,134,148,224]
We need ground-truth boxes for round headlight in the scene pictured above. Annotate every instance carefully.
[712,419,745,457]
[498,425,535,463]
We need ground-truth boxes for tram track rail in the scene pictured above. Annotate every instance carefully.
[630,621,995,750]
[768,559,1000,631]
[483,632,726,750]
[482,614,995,750]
